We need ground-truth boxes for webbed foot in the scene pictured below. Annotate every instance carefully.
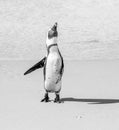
[54,93,61,103]
[41,93,49,102]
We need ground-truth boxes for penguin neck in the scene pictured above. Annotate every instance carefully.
[46,37,59,53]
[46,37,57,46]
[47,44,58,53]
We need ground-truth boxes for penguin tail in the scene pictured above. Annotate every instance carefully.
[24,57,46,75]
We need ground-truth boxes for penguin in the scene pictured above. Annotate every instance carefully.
[24,23,64,103]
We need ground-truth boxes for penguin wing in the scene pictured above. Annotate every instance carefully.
[24,57,46,75]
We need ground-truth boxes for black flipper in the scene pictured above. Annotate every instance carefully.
[24,57,46,75]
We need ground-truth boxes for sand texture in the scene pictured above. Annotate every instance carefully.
[0,60,119,130]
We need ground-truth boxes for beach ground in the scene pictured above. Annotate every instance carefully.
[0,60,119,130]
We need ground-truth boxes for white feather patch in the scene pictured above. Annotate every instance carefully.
[46,37,58,47]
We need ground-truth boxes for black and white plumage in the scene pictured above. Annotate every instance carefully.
[24,23,64,103]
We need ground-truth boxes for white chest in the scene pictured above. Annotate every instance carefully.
[45,52,62,92]
[46,52,61,74]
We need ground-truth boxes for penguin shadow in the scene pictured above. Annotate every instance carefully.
[61,97,119,104]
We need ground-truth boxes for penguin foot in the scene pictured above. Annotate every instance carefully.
[41,93,49,102]
[54,94,61,103]
[41,97,49,102]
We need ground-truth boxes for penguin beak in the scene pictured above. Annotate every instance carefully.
[51,22,57,31]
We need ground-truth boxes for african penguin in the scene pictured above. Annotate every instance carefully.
[24,23,64,103]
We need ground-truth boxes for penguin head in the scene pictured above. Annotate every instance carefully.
[46,23,58,47]
[48,22,58,39]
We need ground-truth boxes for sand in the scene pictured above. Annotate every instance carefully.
[0,60,119,130]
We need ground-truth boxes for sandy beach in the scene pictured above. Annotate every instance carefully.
[0,0,119,129]
[0,60,119,130]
